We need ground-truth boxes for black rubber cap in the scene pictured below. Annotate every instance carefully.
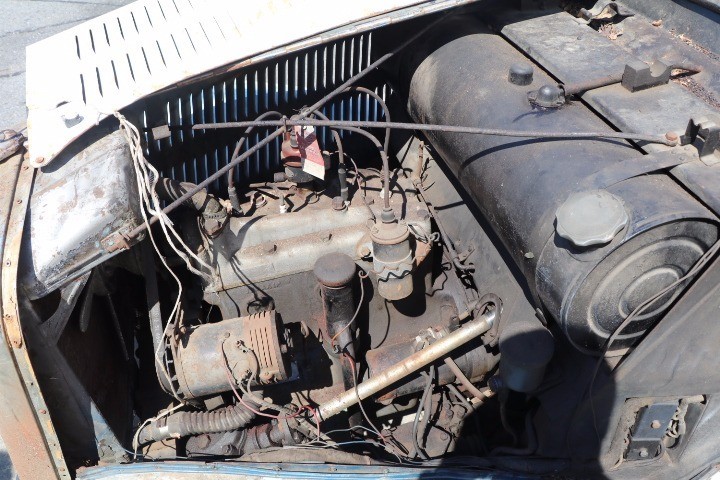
[508,63,533,86]
[313,252,356,288]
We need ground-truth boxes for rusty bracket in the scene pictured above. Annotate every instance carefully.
[680,115,720,166]
[100,229,134,253]
[621,59,672,93]
[579,0,634,23]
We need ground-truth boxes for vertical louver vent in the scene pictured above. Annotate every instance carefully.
[141,32,390,192]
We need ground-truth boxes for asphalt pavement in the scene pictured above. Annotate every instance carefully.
[0,0,134,129]
[0,2,133,477]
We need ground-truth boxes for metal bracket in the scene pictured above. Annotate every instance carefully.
[626,402,677,461]
[680,116,720,166]
[579,0,634,22]
[151,124,172,141]
[621,59,672,92]
[101,230,133,253]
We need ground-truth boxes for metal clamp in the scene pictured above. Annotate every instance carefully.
[621,59,672,92]
[101,230,133,253]
[680,115,720,166]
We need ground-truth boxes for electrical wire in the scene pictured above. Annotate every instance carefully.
[191,118,678,147]
[115,113,205,405]
[132,403,185,459]
[226,110,283,190]
[330,271,368,351]
[344,353,386,444]
[341,86,392,154]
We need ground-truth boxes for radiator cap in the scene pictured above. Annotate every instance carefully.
[555,190,628,247]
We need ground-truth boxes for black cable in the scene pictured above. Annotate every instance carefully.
[192,118,678,147]
[226,110,283,191]
[413,367,436,460]
[310,110,345,167]
[341,86,392,154]
[287,119,391,211]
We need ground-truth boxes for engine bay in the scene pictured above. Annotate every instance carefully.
[6,1,720,478]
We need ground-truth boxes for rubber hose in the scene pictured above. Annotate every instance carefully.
[139,397,257,444]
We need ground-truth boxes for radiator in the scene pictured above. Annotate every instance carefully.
[141,32,390,193]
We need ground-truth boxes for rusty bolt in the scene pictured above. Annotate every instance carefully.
[22,165,28,171]
[15,199,22,205]
[39,409,47,414]
[35,156,45,164]
[665,131,679,142]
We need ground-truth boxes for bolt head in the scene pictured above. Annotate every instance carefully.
[665,131,679,142]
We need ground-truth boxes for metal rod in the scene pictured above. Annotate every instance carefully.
[192,119,678,147]
[317,308,498,421]
[444,357,491,402]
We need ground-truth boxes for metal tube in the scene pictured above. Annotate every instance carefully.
[317,308,498,421]
[443,357,491,402]
[191,118,677,147]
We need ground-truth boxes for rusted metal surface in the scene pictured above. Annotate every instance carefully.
[318,308,497,421]
[19,129,142,299]
[0,149,69,479]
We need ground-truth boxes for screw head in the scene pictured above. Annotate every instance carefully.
[35,157,45,164]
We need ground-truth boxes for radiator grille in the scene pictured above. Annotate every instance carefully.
[141,32,390,192]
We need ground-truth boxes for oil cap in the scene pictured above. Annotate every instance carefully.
[555,190,628,247]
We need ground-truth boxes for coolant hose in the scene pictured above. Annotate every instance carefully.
[138,397,258,444]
